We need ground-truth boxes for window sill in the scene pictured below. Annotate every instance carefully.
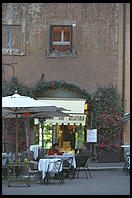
[2,48,25,56]
[45,50,78,58]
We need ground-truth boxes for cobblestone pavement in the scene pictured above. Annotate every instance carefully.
[2,169,130,195]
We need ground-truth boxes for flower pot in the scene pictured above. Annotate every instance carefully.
[97,152,120,163]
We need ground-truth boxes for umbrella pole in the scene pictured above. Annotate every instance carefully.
[28,118,30,150]
[15,113,19,160]
[2,118,5,152]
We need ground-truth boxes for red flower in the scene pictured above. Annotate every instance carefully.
[10,136,16,144]
[21,138,26,144]
[38,92,42,96]
[106,137,109,141]
[109,142,113,146]
[99,142,105,148]
[13,126,16,131]
[51,82,55,88]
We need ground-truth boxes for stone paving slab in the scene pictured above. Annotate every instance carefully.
[88,162,124,170]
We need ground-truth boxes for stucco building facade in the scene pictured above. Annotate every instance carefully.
[2,3,130,152]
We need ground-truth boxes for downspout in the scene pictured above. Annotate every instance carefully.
[122,3,126,113]
[121,3,126,146]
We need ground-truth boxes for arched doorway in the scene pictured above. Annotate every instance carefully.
[33,80,92,152]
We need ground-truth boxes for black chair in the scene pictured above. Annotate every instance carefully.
[38,148,48,160]
[62,157,75,179]
[45,159,64,185]
[123,152,130,175]
[21,151,34,162]
[28,160,42,184]
[2,157,8,179]
[75,156,92,179]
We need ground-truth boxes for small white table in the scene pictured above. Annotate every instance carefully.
[38,158,62,179]
[29,145,42,160]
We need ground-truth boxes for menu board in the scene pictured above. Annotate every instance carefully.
[87,129,97,142]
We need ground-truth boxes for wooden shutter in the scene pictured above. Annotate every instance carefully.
[49,25,53,52]
[70,25,72,52]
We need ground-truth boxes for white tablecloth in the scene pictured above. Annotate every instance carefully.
[121,145,130,148]
[45,153,76,169]
[38,158,62,179]
[29,145,42,160]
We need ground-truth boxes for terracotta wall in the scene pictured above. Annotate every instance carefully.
[2,3,118,94]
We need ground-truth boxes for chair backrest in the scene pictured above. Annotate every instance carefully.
[47,159,62,174]
[38,148,48,160]
[76,156,88,167]
[29,160,38,171]
[62,157,73,169]
[21,151,34,161]
[2,157,8,168]
[27,151,34,160]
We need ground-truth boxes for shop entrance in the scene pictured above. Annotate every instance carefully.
[57,124,85,153]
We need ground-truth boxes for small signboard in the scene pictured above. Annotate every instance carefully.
[87,129,97,142]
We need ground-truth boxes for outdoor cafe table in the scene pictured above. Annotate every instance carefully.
[29,145,42,160]
[45,153,76,169]
[38,158,62,179]
[38,153,76,179]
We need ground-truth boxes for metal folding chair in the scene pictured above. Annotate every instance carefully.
[62,157,75,179]
[45,159,64,185]
[75,156,92,179]
[2,157,8,179]
[123,152,130,175]
[28,161,42,184]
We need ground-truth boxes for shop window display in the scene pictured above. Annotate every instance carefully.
[38,123,85,152]
[39,123,52,149]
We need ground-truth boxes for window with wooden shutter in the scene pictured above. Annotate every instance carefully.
[51,25,72,52]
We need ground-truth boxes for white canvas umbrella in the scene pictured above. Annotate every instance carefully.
[2,91,69,157]
[2,92,64,113]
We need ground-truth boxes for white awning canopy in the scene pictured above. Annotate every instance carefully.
[37,98,87,125]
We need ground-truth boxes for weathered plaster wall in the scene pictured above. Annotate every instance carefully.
[2,3,118,94]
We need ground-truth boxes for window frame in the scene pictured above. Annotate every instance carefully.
[49,24,72,53]
[2,21,26,56]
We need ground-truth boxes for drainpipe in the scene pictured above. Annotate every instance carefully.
[122,3,126,113]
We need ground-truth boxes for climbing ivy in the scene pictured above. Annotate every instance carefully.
[2,76,32,97]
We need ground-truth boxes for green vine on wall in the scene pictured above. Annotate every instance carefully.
[32,80,91,100]
[2,77,33,97]
[2,77,91,101]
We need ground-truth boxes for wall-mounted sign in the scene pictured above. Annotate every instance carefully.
[87,129,97,142]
